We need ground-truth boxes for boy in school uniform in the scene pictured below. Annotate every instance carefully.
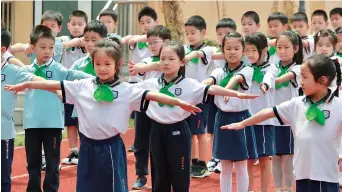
[241,11,261,37]
[291,12,315,60]
[330,8,342,31]
[99,9,122,39]
[23,25,91,192]
[58,10,88,165]
[311,10,329,35]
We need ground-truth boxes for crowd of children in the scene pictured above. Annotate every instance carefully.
[1,4,342,192]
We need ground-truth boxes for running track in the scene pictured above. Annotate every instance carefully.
[11,129,342,191]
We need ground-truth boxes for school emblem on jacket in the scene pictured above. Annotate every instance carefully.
[1,74,5,82]
[174,88,182,96]
[322,110,330,119]
[46,71,52,78]
[112,91,118,99]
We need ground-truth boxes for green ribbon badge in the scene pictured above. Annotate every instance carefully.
[337,52,342,58]
[269,46,276,56]
[275,64,290,89]
[305,99,326,126]
[137,42,148,50]
[33,64,47,79]
[158,81,176,107]
[152,56,160,62]
[252,65,264,84]
[83,57,96,76]
[93,83,115,103]
[219,69,239,90]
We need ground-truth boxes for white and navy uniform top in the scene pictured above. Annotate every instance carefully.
[210,62,253,112]
[137,56,162,80]
[268,37,280,65]
[129,41,152,83]
[302,35,315,60]
[61,76,149,139]
[250,61,277,125]
[184,44,214,82]
[1,60,34,139]
[273,92,342,183]
[3,51,15,63]
[134,74,210,124]
[23,58,92,129]
[58,36,87,69]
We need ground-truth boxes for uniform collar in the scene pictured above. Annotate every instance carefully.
[302,89,334,104]
[253,61,270,69]
[224,61,244,73]
[33,58,54,67]
[189,42,205,51]
[94,75,121,87]
[159,73,184,85]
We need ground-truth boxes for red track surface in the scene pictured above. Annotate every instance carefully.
[11,129,342,192]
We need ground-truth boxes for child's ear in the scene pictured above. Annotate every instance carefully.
[58,25,62,33]
[294,45,299,53]
[30,44,35,51]
[283,24,289,30]
[256,23,261,30]
[262,47,268,55]
[155,19,159,24]
[67,23,71,31]
[318,76,329,85]
[1,46,6,54]
[201,29,206,36]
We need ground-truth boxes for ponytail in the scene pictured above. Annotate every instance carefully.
[332,58,341,97]
[294,34,304,64]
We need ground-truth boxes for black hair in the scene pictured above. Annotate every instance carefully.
[314,29,338,51]
[276,31,304,64]
[312,10,328,21]
[268,12,288,25]
[306,54,341,96]
[245,32,268,62]
[91,38,123,75]
[69,10,88,23]
[30,25,55,45]
[41,10,63,26]
[222,32,245,50]
[291,12,309,24]
[336,27,342,34]
[184,15,207,31]
[138,6,157,22]
[99,9,118,22]
[147,25,171,40]
[330,7,342,17]
[242,11,260,24]
[83,20,107,38]
[216,18,236,31]
[160,40,185,76]
[1,29,11,49]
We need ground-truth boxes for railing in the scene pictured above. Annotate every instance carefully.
[1,0,14,37]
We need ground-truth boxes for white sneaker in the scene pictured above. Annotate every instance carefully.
[61,151,79,165]
[207,158,219,172]
[214,161,221,173]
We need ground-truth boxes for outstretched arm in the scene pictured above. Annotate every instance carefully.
[128,61,160,76]
[275,72,295,84]
[4,80,62,94]
[208,85,258,99]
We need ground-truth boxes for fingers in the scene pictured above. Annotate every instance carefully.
[220,125,229,129]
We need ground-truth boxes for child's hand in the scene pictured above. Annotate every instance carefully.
[260,83,268,93]
[236,93,259,99]
[122,35,133,44]
[182,55,191,64]
[221,122,245,130]
[24,45,33,55]
[4,83,28,94]
[128,35,139,46]
[178,100,202,115]
[128,60,138,76]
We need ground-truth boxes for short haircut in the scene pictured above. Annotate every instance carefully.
[312,10,328,21]
[216,18,236,30]
[291,12,309,24]
[184,15,206,31]
[69,10,88,23]
[41,10,63,26]
[268,12,288,25]
[147,25,171,40]
[83,20,107,38]
[330,7,342,17]
[242,11,260,24]
[99,9,118,22]
[1,29,11,49]
[138,6,157,22]
[30,25,55,45]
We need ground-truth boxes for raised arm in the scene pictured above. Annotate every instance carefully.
[275,72,295,85]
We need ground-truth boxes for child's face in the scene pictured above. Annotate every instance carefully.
[67,16,87,37]
[223,37,244,65]
[32,38,54,64]
[245,44,260,64]
[276,35,298,63]
[84,31,103,54]
[337,33,342,53]
[93,49,116,81]
[147,36,164,56]
[216,27,234,45]
[315,36,335,56]
[268,20,287,38]
[185,26,205,46]
[311,15,328,34]
[139,16,156,34]
[241,16,259,36]
[330,14,342,30]
[300,62,320,96]
[41,19,61,37]
[99,15,117,34]
[159,46,184,75]
[291,20,309,37]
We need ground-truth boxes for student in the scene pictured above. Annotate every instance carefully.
[134,40,257,192]
[330,8,342,31]
[336,27,342,58]
[99,9,121,39]
[202,32,258,192]
[223,54,342,192]
[241,11,261,37]
[291,12,315,60]
[267,12,289,65]
[311,9,329,35]
[21,25,91,192]
[58,10,88,166]
[4,38,202,192]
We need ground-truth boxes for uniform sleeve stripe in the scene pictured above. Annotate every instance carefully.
[289,71,298,88]
[210,76,216,85]
[200,50,208,65]
[202,85,211,104]
[272,106,284,125]
[237,74,249,90]
[140,90,150,112]
[60,81,66,103]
